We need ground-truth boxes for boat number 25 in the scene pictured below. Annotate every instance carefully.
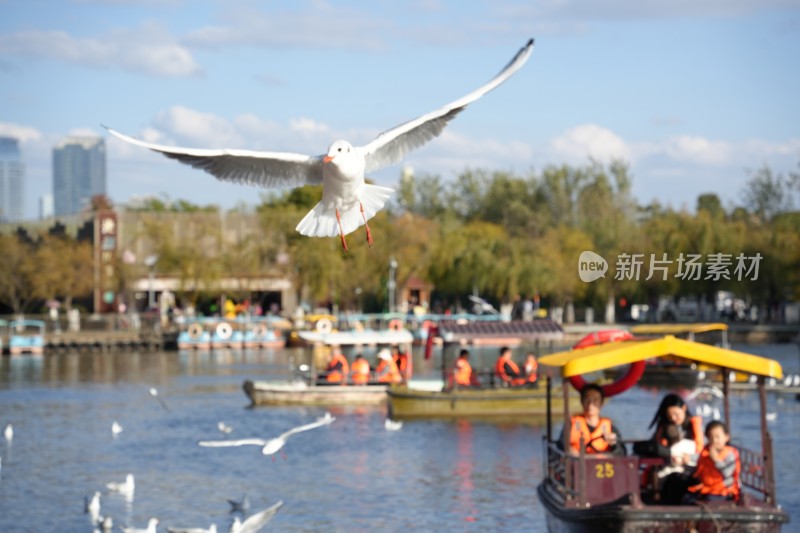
[595,463,614,478]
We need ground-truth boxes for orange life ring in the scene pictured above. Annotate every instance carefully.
[569,329,642,398]
[388,319,403,331]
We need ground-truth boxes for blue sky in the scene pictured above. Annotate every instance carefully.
[1,0,799,219]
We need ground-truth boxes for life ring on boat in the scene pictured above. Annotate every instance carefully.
[187,323,203,340]
[388,319,403,331]
[252,324,268,338]
[216,322,233,340]
[316,318,333,334]
[569,329,643,398]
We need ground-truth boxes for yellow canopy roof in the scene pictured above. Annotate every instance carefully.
[539,335,782,379]
[629,323,728,335]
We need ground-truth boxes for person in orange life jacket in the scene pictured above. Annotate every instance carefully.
[318,345,349,384]
[685,421,740,503]
[558,383,625,456]
[636,393,704,504]
[375,349,402,383]
[634,393,703,462]
[450,349,480,388]
[350,353,371,385]
[391,345,410,380]
[524,352,538,385]
[495,346,526,387]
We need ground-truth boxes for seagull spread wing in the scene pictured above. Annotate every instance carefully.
[278,414,336,440]
[104,127,324,188]
[359,38,534,173]
[237,501,283,533]
[197,438,267,448]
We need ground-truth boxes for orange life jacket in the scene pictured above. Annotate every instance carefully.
[453,358,476,386]
[376,357,402,383]
[524,355,538,383]
[688,445,740,499]
[569,415,613,454]
[496,357,526,386]
[350,358,370,385]
[325,353,350,383]
[394,353,410,379]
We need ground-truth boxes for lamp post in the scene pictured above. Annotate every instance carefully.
[144,255,158,310]
[388,256,398,313]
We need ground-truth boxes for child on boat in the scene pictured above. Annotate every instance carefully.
[656,423,698,479]
[685,421,741,503]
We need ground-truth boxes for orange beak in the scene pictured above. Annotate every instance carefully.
[323,155,333,164]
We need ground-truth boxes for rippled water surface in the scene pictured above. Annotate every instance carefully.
[0,343,798,532]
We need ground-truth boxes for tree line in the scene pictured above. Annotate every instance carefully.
[0,160,797,321]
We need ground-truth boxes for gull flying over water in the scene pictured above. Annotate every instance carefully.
[105,39,534,252]
[229,501,283,533]
[198,413,334,456]
[149,387,170,411]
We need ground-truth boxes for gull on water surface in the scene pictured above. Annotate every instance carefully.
[167,524,217,533]
[198,413,334,456]
[111,421,123,437]
[4,423,12,442]
[106,473,135,499]
[105,39,534,251]
[121,517,159,533]
[85,490,101,521]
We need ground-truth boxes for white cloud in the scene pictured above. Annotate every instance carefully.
[153,106,242,147]
[184,2,387,51]
[0,24,201,77]
[551,124,631,162]
[0,122,43,143]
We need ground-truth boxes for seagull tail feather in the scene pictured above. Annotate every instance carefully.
[295,184,394,238]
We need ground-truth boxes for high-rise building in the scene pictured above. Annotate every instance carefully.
[0,136,25,222]
[39,194,54,219]
[53,136,106,216]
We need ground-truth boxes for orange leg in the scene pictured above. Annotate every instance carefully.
[360,203,373,247]
[335,208,349,252]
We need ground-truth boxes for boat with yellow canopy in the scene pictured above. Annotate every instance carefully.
[598,323,729,389]
[536,335,789,532]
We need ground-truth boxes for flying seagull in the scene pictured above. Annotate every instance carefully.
[149,387,170,411]
[104,39,534,252]
[198,413,334,456]
[229,501,283,533]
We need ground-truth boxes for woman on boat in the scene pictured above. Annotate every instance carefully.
[495,346,526,387]
[560,383,626,456]
[636,393,704,504]
[637,393,704,460]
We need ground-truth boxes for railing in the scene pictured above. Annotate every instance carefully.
[737,442,771,500]
[543,439,578,501]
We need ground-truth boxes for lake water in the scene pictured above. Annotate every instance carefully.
[0,343,798,532]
